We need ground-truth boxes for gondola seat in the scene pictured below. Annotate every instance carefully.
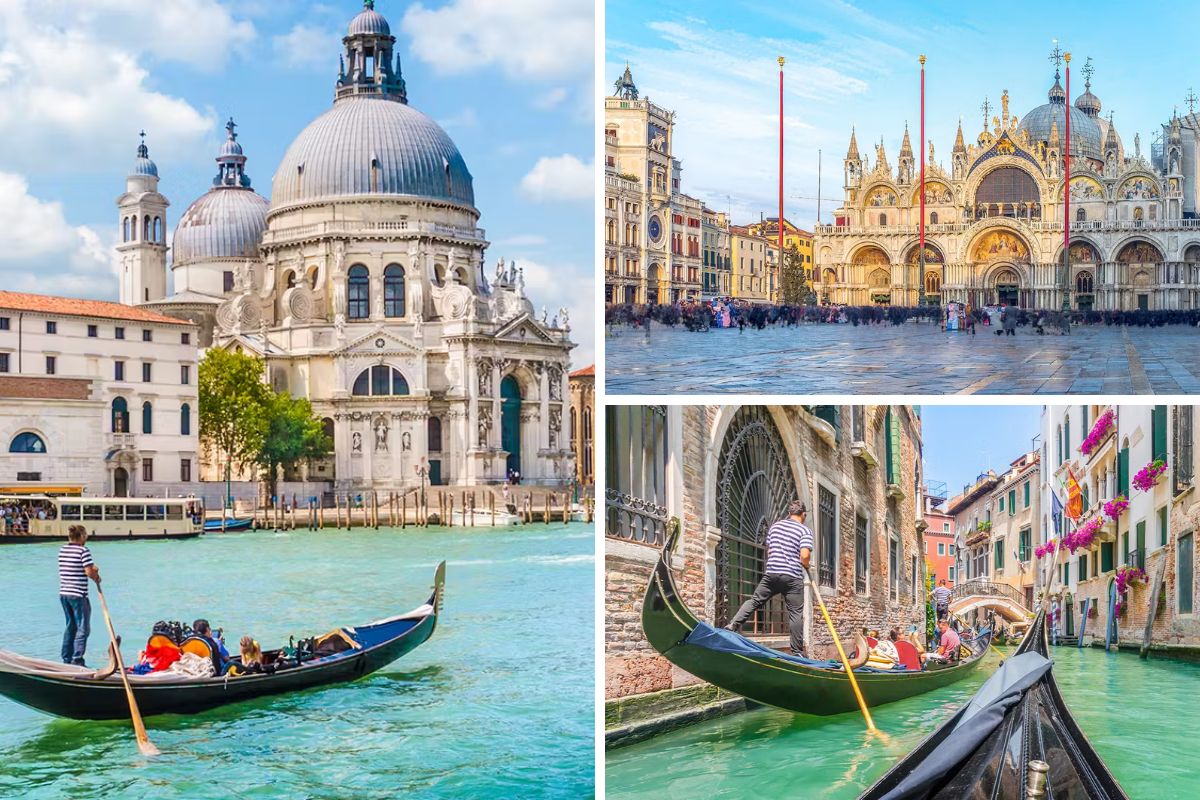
[894,640,921,671]
[179,636,222,674]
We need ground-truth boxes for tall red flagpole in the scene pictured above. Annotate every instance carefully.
[778,56,785,283]
[919,54,926,306]
[1064,52,1071,311]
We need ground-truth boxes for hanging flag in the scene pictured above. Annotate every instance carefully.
[1065,466,1083,520]
[1051,489,1064,535]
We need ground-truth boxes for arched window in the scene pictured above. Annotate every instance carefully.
[1076,207,1087,222]
[428,417,442,452]
[351,365,410,396]
[347,265,370,319]
[878,212,887,226]
[123,217,131,242]
[142,401,153,434]
[112,397,129,433]
[143,215,151,240]
[975,167,1040,217]
[153,216,162,242]
[284,270,297,289]
[1076,271,1094,294]
[180,403,191,436]
[384,264,405,317]
[929,211,938,224]
[9,432,46,454]
[570,407,577,441]
[1134,207,1144,222]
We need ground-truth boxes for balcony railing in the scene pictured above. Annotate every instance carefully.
[605,488,668,547]
[949,578,1028,609]
[1125,547,1145,571]
[106,432,136,450]
[261,219,486,245]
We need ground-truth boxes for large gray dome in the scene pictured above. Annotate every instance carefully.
[271,97,475,209]
[1017,102,1102,160]
[173,188,269,265]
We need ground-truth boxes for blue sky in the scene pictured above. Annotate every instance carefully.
[0,0,594,365]
[922,405,1042,503]
[606,0,1200,230]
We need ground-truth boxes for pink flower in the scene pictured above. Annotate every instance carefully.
[1133,459,1168,493]
[1080,409,1116,456]
[1103,495,1129,520]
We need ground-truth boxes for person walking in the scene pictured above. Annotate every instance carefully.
[723,500,813,655]
[59,525,100,666]
[932,579,951,620]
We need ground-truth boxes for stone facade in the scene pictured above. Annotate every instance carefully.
[817,62,1200,310]
[605,404,926,705]
[568,365,594,489]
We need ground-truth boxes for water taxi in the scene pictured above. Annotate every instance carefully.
[0,495,204,543]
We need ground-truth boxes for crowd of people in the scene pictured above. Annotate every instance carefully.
[2,500,57,533]
[607,299,1200,335]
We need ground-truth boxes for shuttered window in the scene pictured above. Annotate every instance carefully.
[885,409,902,486]
[1118,447,1130,496]
[1152,405,1168,461]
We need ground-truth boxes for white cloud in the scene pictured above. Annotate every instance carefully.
[272,23,339,71]
[533,87,569,110]
[519,155,593,202]
[0,3,224,172]
[438,107,479,130]
[0,172,117,296]
[401,0,592,81]
[512,257,594,368]
[499,234,549,248]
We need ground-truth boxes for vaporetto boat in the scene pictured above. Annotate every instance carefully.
[0,495,204,543]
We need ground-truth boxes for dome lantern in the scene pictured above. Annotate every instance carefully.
[214,117,252,188]
[130,130,158,178]
[337,0,407,104]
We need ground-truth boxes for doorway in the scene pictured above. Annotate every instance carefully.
[428,459,442,487]
[500,376,522,477]
[1137,294,1149,311]
[1066,601,1074,637]
[113,467,128,497]
[996,284,1019,306]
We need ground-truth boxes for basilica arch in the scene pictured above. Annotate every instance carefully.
[646,263,663,304]
[968,162,1043,221]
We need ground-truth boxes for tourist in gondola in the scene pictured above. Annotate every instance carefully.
[723,500,812,655]
[58,525,100,666]
[923,619,960,664]
[193,619,230,668]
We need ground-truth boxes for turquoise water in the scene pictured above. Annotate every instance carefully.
[606,644,1200,798]
[0,525,595,799]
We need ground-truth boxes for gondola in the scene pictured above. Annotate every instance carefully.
[0,561,444,720]
[859,604,1128,799]
[203,517,253,532]
[642,527,992,716]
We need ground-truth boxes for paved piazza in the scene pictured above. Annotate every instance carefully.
[605,321,1200,395]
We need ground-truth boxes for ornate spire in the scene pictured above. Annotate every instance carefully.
[899,122,913,157]
[846,126,860,160]
[130,129,158,178]
[214,116,251,188]
[614,63,638,100]
[953,119,966,153]
[1103,111,1120,155]
[1049,118,1060,148]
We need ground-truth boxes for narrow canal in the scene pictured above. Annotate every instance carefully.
[0,525,594,799]
[607,644,1198,798]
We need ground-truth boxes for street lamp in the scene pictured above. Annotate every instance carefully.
[414,457,429,517]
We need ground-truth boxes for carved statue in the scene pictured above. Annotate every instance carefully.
[374,417,388,452]
[478,406,492,447]
[549,365,563,401]
[402,431,412,451]
[477,358,493,396]
[1000,90,1009,125]
[1134,133,1141,159]
[540,305,549,325]
[495,257,506,283]
[548,408,561,449]
[558,307,570,329]
[352,431,362,453]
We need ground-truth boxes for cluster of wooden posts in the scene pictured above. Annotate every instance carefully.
[250,490,596,531]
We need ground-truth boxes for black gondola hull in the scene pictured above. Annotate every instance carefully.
[0,562,443,720]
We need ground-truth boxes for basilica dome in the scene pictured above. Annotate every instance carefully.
[172,119,269,267]
[1017,75,1102,160]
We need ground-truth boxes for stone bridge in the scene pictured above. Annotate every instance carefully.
[948,579,1032,623]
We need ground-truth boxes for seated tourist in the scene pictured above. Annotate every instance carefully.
[866,628,901,669]
[193,619,230,668]
[924,619,961,664]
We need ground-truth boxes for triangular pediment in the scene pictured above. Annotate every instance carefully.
[494,313,554,343]
[216,333,286,357]
[334,327,421,356]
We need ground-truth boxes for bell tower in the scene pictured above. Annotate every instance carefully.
[116,132,169,306]
[844,127,862,191]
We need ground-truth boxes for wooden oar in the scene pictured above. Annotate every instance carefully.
[95,585,160,756]
[804,566,877,733]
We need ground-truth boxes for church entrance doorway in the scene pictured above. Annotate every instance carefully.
[428,460,442,487]
[501,376,522,477]
[1137,294,1149,311]
[1077,296,1093,311]
[113,467,128,498]
[996,283,1019,306]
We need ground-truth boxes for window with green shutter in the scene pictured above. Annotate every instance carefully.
[885,409,901,486]
[1079,555,1088,581]
[1179,532,1194,615]
[994,539,1004,570]
[1118,447,1130,496]
[999,496,1004,512]
[1024,481,1030,508]
[1009,489,1016,516]
[1101,541,1114,573]
[1082,483,1089,512]
[1064,561,1070,585]
[1081,405,1089,431]
[1159,506,1168,548]
[1153,405,1168,461]
[1019,528,1031,561]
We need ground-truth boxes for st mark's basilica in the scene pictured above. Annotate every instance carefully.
[114,1,575,490]
[815,54,1200,311]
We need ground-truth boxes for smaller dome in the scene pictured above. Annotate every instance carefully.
[173,189,269,266]
[131,135,158,177]
[348,2,390,36]
[219,138,244,158]
[1075,88,1101,117]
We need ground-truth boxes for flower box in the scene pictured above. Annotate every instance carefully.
[1103,495,1129,521]
[1080,409,1116,456]
[1133,459,1168,493]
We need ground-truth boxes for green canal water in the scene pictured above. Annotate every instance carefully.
[607,645,1200,799]
[0,525,595,799]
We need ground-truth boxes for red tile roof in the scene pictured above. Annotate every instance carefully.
[0,376,93,400]
[0,291,195,326]
[570,364,595,378]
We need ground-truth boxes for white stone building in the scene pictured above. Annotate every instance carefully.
[0,292,199,497]
[120,1,575,491]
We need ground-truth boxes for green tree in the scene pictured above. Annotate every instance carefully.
[779,245,807,305]
[198,349,270,510]
[257,391,332,500]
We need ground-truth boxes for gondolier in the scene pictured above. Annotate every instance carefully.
[59,525,101,666]
[724,501,812,655]
[931,579,951,619]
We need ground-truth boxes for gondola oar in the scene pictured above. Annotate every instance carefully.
[95,585,159,756]
[804,566,877,733]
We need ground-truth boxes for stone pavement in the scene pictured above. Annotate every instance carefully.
[604,321,1200,395]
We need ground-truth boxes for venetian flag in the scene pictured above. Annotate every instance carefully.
[1065,466,1083,521]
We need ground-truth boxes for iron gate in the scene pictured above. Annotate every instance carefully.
[715,406,799,634]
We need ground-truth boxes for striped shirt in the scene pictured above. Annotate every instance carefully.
[58,543,94,598]
[764,518,814,577]
[933,586,952,606]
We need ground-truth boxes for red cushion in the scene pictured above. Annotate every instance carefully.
[866,637,878,649]
[894,640,921,671]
